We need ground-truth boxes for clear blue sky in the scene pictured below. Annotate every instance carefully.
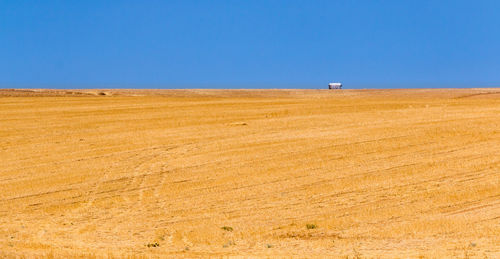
[1,1,499,89]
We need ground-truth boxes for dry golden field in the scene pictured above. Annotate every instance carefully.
[0,88,499,258]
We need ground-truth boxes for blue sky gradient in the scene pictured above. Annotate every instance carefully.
[1,1,499,89]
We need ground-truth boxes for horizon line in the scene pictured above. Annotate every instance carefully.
[2,87,499,91]
[1,84,500,90]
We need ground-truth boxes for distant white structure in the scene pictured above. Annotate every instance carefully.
[328,82,342,89]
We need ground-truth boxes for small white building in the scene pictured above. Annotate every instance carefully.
[328,82,342,89]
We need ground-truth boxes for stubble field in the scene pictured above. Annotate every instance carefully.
[0,88,499,258]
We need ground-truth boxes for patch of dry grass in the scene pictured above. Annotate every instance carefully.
[0,89,499,258]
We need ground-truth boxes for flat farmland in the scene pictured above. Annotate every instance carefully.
[0,89,499,258]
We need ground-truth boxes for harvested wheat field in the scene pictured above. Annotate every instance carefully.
[0,88,499,258]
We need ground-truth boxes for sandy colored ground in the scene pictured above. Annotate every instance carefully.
[0,88,499,258]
